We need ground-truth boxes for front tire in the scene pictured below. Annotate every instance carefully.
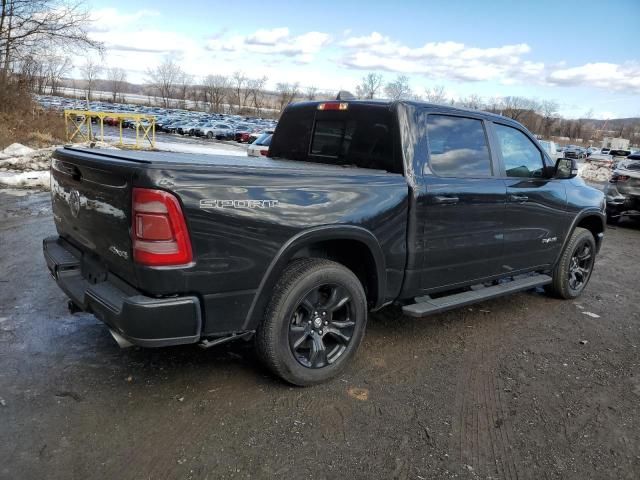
[256,258,368,386]
[546,227,596,299]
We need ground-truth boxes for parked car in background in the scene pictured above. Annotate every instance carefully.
[609,149,632,169]
[564,145,585,160]
[233,124,255,143]
[601,148,611,155]
[201,123,234,140]
[539,140,560,161]
[587,147,599,156]
[247,132,272,156]
[604,154,640,223]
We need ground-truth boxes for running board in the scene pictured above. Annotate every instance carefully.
[402,274,552,318]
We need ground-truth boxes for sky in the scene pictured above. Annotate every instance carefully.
[85,0,640,119]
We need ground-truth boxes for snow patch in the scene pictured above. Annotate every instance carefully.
[0,170,50,189]
[2,143,35,156]
[580,157,613,183]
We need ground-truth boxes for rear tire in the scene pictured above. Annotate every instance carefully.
[545,227,596,299]
[256,258,367,386]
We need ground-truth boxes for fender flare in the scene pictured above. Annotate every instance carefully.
[242,225,386,330]
[554,208,605,266]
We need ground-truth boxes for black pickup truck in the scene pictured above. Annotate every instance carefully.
[43,100,606,385]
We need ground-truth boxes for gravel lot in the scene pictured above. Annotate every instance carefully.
[0,188,639,479]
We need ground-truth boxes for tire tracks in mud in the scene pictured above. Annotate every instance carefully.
[449,308,526,479]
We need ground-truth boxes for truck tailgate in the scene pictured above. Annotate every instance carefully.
[50,148,139,286]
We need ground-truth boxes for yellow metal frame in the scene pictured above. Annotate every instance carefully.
[64,110,156,149]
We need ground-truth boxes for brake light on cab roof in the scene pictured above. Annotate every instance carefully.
[317,102,349,111]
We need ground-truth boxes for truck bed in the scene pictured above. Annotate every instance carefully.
[50,146,410,336]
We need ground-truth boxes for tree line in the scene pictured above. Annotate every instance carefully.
[143,58,323,116]
[1,2,637,144]
[354,73,640,144]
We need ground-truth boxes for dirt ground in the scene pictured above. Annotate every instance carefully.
[0,188,639,480]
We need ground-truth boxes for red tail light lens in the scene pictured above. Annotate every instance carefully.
[132,188,193,266]
[317,102,349,111]
[260,149,269,156]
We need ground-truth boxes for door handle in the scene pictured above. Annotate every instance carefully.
[433,196,459,205]
[510,194,529,203]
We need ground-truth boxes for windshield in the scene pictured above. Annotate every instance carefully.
[254,133,272,146]
[609,150,630,157]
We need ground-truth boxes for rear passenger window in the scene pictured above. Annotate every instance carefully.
[494,124,544,178]
[426,115,492,177]
[310,120,356,157]
[269,104,401,173]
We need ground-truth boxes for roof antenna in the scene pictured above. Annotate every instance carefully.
[336,90,356,100]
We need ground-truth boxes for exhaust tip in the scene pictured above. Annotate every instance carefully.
[109,329,134,348]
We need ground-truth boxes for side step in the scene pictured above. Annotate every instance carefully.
[402,274,552,318]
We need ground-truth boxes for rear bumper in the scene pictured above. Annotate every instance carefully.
[43,236,202,347]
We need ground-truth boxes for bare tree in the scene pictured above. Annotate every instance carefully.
[458,94,483,110]
[231,71,249,111]
[355,73,383,99]
[146,57,183,108]
[384,75,412,100]
[276,82,300,112]
[305,85,318,101]
[538,100,559,137]
[190,83,202,110]
[176,72,193,109]
[80,57,102,101]
[501,96,539,122]
[423,85,448,104]
[106,67,127,103]
[485,96,502,114]
[203,74,229,113]
[0,0,101,86]
[46,55,71,95]
[246,76,268,115]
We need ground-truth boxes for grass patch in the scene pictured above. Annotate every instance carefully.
[0,84,65,150]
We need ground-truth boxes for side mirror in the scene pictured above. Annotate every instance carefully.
[555,157,578,179]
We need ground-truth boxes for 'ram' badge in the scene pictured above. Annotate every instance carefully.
[69,190,81,218]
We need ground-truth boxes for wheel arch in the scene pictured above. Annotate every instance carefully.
[555,209,605,266]
[243,225,386,330]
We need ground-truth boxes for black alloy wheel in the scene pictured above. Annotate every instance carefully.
[568,240,594,292]
[288,284,355,369]
[546,227,597,299]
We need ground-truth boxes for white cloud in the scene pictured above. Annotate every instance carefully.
[82,8,640,105]
[89,8,159,33]
[208,28,331,63]
[339,32,541,84]
[246,27,290,46]
[547,62,640,92]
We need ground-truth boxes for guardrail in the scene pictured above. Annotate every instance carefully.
[64,110,156,149]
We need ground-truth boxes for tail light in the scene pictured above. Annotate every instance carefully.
[260,149,269,156]
[132,188,193,266]
[609,174,630,183]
